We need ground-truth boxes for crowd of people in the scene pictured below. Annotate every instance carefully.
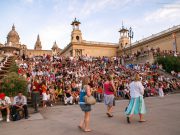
[122,47,180,63]
[16,54,180,106]
[0,52,179,124]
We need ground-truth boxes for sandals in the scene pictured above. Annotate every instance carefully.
[127,117,131,124]
[78,126,91,132]
[106,113,113,117]
[84,129,91,132]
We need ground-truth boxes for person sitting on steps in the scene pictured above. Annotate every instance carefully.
[0,93,11,122]
[12,91,29,119]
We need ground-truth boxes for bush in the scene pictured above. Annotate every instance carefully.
[0,72,27,97]
[156,56,180,73]
[9,61,18,73]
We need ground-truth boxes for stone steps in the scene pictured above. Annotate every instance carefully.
[157,69,180,81]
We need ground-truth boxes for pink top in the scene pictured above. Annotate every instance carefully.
[104,82,114,95]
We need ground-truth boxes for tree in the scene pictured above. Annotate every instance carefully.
[0,72,27,97]
[156,56,180,73]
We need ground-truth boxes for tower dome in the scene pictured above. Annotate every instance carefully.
[7,24,20,45]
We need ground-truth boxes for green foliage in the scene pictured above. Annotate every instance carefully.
[9,61,18,73]
[156,56,180,73]
[0,72,27,97]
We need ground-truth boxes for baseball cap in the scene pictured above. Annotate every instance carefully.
[0,93,5,99]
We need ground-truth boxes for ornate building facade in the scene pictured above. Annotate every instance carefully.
[0,25,62,57]
[61,18,180,57]
[0,20,179,58]
[117,25,180,55]
[61,18,118,57]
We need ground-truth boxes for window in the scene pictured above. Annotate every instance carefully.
[76,36,79,41]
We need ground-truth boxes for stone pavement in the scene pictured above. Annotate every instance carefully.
[0,94,180,135]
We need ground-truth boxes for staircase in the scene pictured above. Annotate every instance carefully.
[157,69,180,81]
[0,55,15,88]
[125,52,155,65]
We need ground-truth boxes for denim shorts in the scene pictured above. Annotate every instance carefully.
[80,104,91,112]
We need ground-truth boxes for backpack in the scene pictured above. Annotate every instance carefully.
[11,112,21,121]
[11,108,21,121]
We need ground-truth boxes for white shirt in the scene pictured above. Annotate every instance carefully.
[0,96,11,106]
[46,94,51,100]
[13,96,27,105]
[129,81,144,98]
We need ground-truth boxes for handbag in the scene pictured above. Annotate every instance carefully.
[84,95,96,105]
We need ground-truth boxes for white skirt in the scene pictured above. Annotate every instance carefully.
[42,93,47,101]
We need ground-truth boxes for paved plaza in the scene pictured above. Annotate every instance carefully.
[0,94,180,135]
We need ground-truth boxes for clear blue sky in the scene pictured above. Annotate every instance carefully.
[0,0,180,50]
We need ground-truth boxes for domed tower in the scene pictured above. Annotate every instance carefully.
[34,34,42,50]
[51,41,59,55]
[118,23,129,50]
[7,24,20,45]
[71,18,82,43]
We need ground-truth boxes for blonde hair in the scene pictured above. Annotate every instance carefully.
[134,74,141,81]
[107,75,113,81]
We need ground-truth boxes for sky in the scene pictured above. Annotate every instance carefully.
[0,0,180,50]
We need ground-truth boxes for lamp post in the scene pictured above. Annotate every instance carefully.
[128,27,134,54]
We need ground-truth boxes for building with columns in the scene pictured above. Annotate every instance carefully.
[60,18,118,57]
[117,25,180,56]
[0,25,62,57]
[61,18,180,57]
[0,20,179,58]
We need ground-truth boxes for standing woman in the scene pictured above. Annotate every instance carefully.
[125,74,146,123]
[158,82,164,97]
[104,75,116,117]
[79,76,92,132]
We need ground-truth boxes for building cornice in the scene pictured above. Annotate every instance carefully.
[124,25,180,50]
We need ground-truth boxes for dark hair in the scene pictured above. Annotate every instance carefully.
[18,91,22,94]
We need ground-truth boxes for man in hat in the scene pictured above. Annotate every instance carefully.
[0,93,11,122]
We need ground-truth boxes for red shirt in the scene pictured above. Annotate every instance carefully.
[104,82,114,95]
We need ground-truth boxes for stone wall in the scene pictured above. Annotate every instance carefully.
[26,50,52,56]
[123,27,180,54]
[125,52,154,65]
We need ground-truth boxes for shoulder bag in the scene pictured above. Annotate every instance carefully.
[84,95,96,105]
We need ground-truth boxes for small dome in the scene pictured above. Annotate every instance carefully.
[7,24,20,44]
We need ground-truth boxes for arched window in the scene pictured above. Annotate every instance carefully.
[76,36,79,41]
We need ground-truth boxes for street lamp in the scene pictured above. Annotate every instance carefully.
[128,27,134,54]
